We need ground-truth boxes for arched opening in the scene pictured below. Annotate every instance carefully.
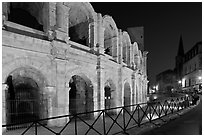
[124,82,131,112]
[69,75,94,119]
[8,2,44,31]
[67,3,94,47]
[123,41,127,64]
[104,27,113,56]
[103,16,118,58]
[5,67,48,129]
[5,75,47,129]
[104,79,116,115]
[104,86,111,109]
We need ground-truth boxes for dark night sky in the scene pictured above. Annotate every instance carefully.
[91,2,202,84]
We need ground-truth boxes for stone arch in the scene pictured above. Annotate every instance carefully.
[138,50,143,71]
[133,42,140,69]
[65,68,96,89]
[122,31,132,65]
[4,66,48,126]
[2,57,50,86]
[7,2,48,31]
[123,81,131,111]
[68,73,94,119]
[66,2,96,46]
[103,15,118,57]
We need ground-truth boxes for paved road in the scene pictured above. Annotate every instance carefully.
[141,95,202,135]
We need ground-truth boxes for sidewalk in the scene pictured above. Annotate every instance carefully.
[122,99,200,135]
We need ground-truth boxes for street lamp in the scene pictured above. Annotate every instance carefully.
[198,76,202,80]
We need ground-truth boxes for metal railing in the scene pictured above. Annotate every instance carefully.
[2,96,192,135]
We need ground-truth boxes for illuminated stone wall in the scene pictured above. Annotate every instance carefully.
[2,2,148,127]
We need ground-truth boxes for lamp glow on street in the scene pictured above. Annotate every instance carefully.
[198,76,202,80]
[178,80,182,84]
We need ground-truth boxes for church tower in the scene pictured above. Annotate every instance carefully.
[175,35,184,80]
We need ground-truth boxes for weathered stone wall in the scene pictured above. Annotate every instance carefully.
[2,2,149,127]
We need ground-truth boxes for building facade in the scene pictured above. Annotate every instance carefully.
[181,42,202,92]
[2,2,148,127]
[156,69,177,93]
[155,36,202,93]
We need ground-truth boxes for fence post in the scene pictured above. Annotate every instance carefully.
[138,105,140,127]
[75,115,77,135]
[123,107,126,133]
[171,99,174,114]
[102,110,106,135]
[149,105,152,123]
[35,122,38,135]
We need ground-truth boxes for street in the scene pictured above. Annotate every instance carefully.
[141,95,202,135]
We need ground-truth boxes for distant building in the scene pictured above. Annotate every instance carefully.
[156,69,177,93]
[181,42,202,92]
[175,36,185,80]
[156,35,202,93]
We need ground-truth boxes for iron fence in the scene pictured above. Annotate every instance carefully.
[2,96,192,135]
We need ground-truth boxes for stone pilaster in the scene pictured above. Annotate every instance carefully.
[143,51,148,77]
[131,73,136,110]
[89,12,97,51]
[45,86,57,127]
[118,29,123,64]
[97,13,105,54]
[2,84,8,132]
[2,2,9,29]
[89,22,95,50]
[46,2,56,31]
[112,36,119,62]
[55,3,69,42]
[118,67,123,107]
[130,44,134,68]
[127,43,131,67]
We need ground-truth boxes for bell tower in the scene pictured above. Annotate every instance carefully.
[175,35,184,80]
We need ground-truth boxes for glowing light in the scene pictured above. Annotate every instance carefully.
[178,80,182,84]
[155,85,159,90]
[153,96,157,100]
[198,76,202,80]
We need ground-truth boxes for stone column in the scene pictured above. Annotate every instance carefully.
[46,2,56,40]
[2,84,8,132]
[130,44,134,68]
[118,29,123,64]
[117,67,123,110]
[135,76,139,104]
[46,2,56,30]
[55,60,67,127]
[138,76,141,104]
[127,43,131,67]
[97,13,105,54]
[46,86,57,127]
[89,22,95,50]
[65,86,70,119]
[56,3,69,42]
[143,51,148,77]
[131,73,136,110]
[2,2,9,28]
